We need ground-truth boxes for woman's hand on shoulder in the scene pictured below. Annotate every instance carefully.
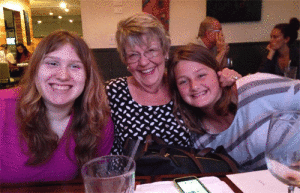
[218,68,242,87]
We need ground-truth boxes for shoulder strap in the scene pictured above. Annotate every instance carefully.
[169,147,205,173]
[140,135,206,173]
[196,147,239,173]
[210,152,239,173]
[197,147,213,157]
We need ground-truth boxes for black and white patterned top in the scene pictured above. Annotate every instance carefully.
[106,77,191,155]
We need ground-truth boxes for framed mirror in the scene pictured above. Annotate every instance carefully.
[23,10,31,45]
[30,0,82,38]
[3,8,16,44]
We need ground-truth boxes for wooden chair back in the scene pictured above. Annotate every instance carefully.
[0,63,11,84]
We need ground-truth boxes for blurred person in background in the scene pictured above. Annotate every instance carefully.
[260,18,300,79]
[16,43,32,63]
[195,17,229,68]
[0,44,16,65]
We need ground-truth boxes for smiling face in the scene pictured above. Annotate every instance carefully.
[125,35,167,89]
[175,60,222,110]
[270,28,290,50]
[35,43,86,110]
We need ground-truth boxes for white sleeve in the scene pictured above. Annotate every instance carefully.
[6,53,16,64]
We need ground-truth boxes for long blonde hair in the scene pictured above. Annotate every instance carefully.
[17,30,110,166]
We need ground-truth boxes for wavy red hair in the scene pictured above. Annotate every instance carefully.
[17,30,110,166]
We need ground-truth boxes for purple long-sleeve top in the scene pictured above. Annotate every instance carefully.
[0,87,114,183]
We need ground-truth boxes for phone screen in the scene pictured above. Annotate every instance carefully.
[176,178,209,193]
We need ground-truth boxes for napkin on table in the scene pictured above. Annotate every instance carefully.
[227,170,300,193]
[135,176,234,193]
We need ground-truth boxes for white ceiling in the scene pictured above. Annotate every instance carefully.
[30,0,81,16]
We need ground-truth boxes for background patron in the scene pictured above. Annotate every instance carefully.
[16,43,32,63]
[0,44,16,65]
[195,17,229,68]
[260,17,300,79]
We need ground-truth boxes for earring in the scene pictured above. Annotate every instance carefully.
[165,56,169,60]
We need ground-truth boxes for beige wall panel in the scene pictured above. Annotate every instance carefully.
[80,0,299,48]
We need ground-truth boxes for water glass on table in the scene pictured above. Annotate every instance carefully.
[226,58,233,69]
[81,155,136,193]
[265,111,300,193]
[284,66,298,79]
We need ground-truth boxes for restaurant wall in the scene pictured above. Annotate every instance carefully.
[222,0,299,43]
[81,0,299,48]
[0,0,34,52]
[81,0,141,49]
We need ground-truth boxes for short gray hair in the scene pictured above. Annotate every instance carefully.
[198,16,218,38]
[115,13,171,63]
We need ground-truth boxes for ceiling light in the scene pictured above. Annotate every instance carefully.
[49,12,53,15]
[58,16,62,19]
[37,20,42,24]
[65,8,69,12]
[69,19,73,23]
[59,2,67,9]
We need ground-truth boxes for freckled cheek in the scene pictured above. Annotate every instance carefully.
[201,80,215,87]
[177,86,189,96]
[210,77,220,85]
[72,73,84,80]
[68,69,86,81]
[38,68,54,80]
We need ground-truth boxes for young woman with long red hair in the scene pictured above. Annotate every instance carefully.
[0,30,113,183]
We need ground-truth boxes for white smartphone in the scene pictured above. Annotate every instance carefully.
[173,176,211,193]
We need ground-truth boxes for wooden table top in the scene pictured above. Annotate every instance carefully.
[1,172,242,193]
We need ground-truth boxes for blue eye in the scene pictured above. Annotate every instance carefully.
[128,53,139,59]
[71,64,80,69]
[197,74,206,78]
[129,53,138,57]
[126,53,140,63]
[145,49,160,58]
[45,61,58,66]
[178,80,187,85]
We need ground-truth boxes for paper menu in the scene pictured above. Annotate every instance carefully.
[135,176,234,193]
[227,170,300,193]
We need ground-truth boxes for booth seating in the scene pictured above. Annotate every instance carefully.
[92,40,299,80]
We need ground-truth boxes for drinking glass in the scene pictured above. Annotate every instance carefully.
[265,111,300,193]
[81,155,136,193]
[284,66,298,79]
[226,58,233,69]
